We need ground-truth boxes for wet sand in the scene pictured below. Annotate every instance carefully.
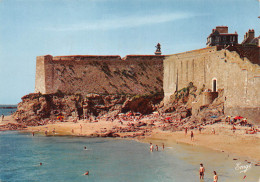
[141,125,260,162]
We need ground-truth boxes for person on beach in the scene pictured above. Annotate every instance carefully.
[191,131,194,141]
[150,143,154,152]
[52,128,55,134]
[213,171,218,182]
[185,127,188,136]
[199,163,205,180]
[80,124,82,133]
[155,145,158,151]
[1,114,4,121]
[45,130,48,136]
[212,128,215,134]
[199,127,202,134]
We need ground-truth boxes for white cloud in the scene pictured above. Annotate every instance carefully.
[46,12,198,31]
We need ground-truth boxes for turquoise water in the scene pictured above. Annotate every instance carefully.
[0,131,259,182]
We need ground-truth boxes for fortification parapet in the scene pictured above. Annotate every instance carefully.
[35,54,165,96]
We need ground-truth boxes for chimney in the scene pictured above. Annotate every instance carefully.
[216,26,228,33]
[243,29,255,44]
[248,29,255,40]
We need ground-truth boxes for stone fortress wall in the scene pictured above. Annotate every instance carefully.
[34,39,259,123]
[35,55,165,96]
[164,46,260,123]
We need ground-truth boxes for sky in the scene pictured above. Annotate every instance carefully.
[0,0,259,104]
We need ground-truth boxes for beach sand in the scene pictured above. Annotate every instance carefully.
[142,125,260,162]
[17,116,260,162]
[0,115,17,125]
[2,115,259,162]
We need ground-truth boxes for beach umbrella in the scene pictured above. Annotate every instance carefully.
[234,116,243,120]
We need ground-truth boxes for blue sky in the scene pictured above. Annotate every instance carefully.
[0,0,259,104]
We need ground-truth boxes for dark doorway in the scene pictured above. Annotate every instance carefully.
[213,79,217,92]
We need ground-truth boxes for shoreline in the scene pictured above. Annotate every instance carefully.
[1,115,260,163]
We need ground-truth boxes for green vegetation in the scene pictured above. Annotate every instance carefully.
[199,84,205,95]
[175,82,197,102]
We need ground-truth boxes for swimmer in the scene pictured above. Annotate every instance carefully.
[84,146,87,150]
[83,171,89,175]
[39,163,42,166]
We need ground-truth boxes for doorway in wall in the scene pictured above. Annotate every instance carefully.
[213,79,217,92]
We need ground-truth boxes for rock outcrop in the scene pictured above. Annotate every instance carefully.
[14,92,163,126]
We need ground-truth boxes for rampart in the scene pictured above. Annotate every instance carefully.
[35,55,165,96]
[35,46,260,123]
[164,46,260,123]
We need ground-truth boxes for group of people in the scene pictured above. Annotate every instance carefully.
[199,163,218,182]
[149,143,164,152]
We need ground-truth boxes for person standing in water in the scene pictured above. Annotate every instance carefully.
[150,143,154,152]
[155,145,158,151]
[213,171,218,182]
[199,163,205,180]
[1,114,4,121]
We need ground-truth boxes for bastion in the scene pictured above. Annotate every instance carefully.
[35,55,165,96]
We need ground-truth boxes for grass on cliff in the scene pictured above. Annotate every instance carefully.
[174,82,197,102]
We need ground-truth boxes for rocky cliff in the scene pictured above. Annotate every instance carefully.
[14,92,163,126]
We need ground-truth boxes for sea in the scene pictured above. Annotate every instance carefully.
[0,105,17,116]
[0,106,259,182]
[0,132,259,182]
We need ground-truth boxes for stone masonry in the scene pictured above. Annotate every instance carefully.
[35,55,165,96]
[164,46,260,123]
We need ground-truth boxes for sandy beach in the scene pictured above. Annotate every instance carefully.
[3,114,256,163]
[142,126,260,162]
